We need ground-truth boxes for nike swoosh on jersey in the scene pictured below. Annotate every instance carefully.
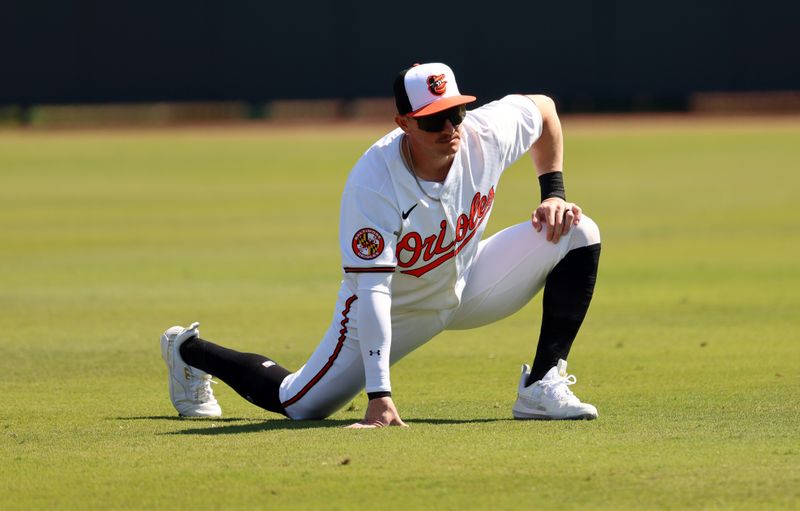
[401,204,418,220]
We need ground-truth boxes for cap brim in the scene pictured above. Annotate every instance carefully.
[410,95,477,117]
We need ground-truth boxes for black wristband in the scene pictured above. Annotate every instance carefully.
[539,172,566,202]
[367,391,392,400]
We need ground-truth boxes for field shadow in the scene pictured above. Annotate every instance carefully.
[115,415,253,423]
[407,418,514,425]
[114,415,512,435]
[166,419,355,435]
[160,416,512,435]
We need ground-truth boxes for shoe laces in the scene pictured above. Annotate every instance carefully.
[540,373,578,402]
[191,374,217,402]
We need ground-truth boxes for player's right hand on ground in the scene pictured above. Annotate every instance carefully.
[346,396,408,429]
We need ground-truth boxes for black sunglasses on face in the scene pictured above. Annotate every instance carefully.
[415,105,467,132]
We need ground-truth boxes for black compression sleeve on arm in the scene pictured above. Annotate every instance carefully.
[539,172,566,202]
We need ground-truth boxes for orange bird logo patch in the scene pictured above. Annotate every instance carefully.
[427,74,447,95]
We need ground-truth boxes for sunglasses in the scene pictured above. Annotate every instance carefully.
[415,105,467,132]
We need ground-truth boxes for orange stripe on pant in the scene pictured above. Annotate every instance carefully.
[280,295,358,408]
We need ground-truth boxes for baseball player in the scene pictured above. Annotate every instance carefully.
[160,63,602,427]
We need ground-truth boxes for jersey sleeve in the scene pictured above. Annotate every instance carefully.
[340,179,398,394]
[467,94,544,170]
[340,182,400,275]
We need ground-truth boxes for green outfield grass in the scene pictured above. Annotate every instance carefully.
[1,117,798,510]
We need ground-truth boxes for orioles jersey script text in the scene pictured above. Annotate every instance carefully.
[397,188,495,277]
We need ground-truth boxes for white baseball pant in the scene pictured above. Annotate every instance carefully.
[279,216,600,419]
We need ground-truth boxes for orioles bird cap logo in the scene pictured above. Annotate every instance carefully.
[427,74,447,95]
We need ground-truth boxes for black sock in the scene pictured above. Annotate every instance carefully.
[527,243,601,385]
[179,337,291,416]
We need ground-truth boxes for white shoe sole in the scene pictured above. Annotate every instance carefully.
[512,409,598,420]
[178,409,222,418]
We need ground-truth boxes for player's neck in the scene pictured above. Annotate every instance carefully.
[405,136,453,182]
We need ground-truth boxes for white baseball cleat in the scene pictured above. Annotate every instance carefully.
[160,322,222,418]
[512,359,598,420]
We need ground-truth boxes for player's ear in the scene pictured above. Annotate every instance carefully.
[395,115,410,132]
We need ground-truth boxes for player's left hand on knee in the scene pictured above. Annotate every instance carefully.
[346,396,408,429]
[532,199,582,244]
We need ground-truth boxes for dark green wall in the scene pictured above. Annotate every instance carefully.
[3,0,798,111]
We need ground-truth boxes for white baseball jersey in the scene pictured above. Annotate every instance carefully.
[338,94,543,393]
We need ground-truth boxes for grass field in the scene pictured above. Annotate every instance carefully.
[1,116,799,510]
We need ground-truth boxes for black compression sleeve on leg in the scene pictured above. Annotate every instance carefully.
[180,338,291,416]
[528,243,601,385]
